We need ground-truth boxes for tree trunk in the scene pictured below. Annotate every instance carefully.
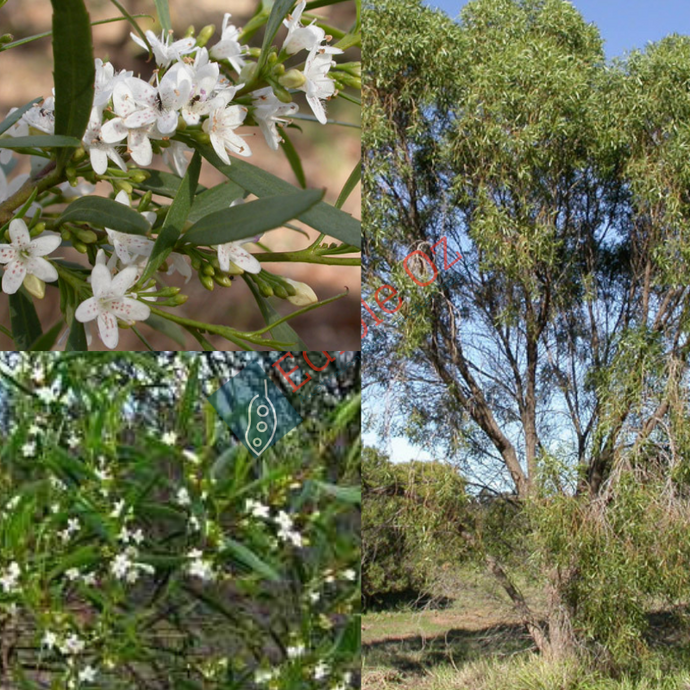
[544,570,577,661]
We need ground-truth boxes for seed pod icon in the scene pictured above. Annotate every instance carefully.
[245,380,277,456]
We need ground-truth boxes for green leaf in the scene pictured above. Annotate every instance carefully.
[154,0,172,33]
[336,157,361,209]
[138,169,203,198]
[178,357,200,435]
[183,189,324,246]
[57,196,151,235]
[193,142,361,248]
[9,291,42,349]
[140,151,201,284]
[145,314,186,347]
[244,275,306,348]
[221,537,281,581]
[66,317,88,351]
[48,546,100,581]
[0,135,83,150]
[313,480,360,504]
[280,129,307,189]
[29,320,64,351]
[50,0,95,172]
[0,98,42,136]
[187,182,245,225]
[258,0,295,73]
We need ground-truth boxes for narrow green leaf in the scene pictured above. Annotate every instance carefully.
[179,357,200,435]
[58,196,150,235]
[0,98,42,136]
[139,169,207,198]
[183,189,324,246]
[258,0,295,72]
[9,291,42,350]
[313,480,360,504]
[48,546,100,581]
[29,321,64,351]
[244,276,306,348]
[154,0,172,33]
[0,135,83,150]
[145,314,186,347]
[280,129,307,189]
[335,157,361,209]
[140,151,201,284]
[187,181,245,225]
[221,537,281,581]
[193,142,361,248]
[50,0,95,172]
[66,318,88,351]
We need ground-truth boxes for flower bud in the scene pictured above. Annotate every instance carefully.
[72,147,86,161]
[74,228,97,244]
[278,69,306,90]
[191,256,201,270]
[284,278,317,306]
[335,72,361,89]
[258,282,273,298]
[73,240,89,254]
[0,34,14,45]
[30,222,46,237]
[200,274,215,291]
[60,228,72,242]
[196,132,211,144]
[23,274,45,300]
[239,62,258,84]
[158,286,181,297]
[130,170,150,184]
[267,51,278,66]
[273,283,288,299]
[196,24,215,48]
[184,25,195,39]
[170,294,189,306]
[138,190,153,212]
[115,180,133,194]
[213,273,233,287]
[202,263,215,276]
[248,47,262,58]
[273,63,286,77]
[337,61,361,77]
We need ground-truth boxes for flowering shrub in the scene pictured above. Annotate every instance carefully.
[0,0,361,350]
[0,352,361,688]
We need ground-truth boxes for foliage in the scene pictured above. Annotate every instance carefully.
[0,352,360,689]
[362,446,469,607]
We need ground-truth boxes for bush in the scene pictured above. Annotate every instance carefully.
[0,353,360,689]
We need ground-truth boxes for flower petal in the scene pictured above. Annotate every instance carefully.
[0,244,17,264]
[9,219,30,247]
[89,147,108,175]
[112,80,138,118]
[28,232,61,257]
[109,296,151,322]
[210,133,231,165]
[156,109,178,135]
[90,263,112,299]
[26,256,58,283]
[123,109,157,129]
[75,296,100,323]
[110,265,139,296]
[100,118,128,143]
[97,311,119,349]
[128,129,152,167]
[224,244,261,274]
[1,260,26,294]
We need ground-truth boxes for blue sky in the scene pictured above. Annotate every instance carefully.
[424,0,690,59]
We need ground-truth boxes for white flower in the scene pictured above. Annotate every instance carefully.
[182,449,201,465]
[67,433,80,449]
[287,644,305,659]
[251,87,299,150]
[105,191,157,264]
[75,263,151,349]
[0,107,28,165]
[65,568,81,581]
[246,498,270,519]
[255,669,276,683]
[78,665,97,683]
[42,630,57,650]
[0,562,21,593]
[176,487,191,506]
[93,58,132,111]
[82,107,127,175]
[61,633,85,655]
[209,14,247,73]
[131,528,144,545]
[111,553,132,579]
[22,441,36,457]
[22,97,55,134]
[203,100,251,165]
[342,568,357,581]
[180,49,220,125]
[162,430,177,446]
[282,1,326,55]
[26,425,41,438]
[314,660,330,680]
[284,278,318,306]
[110,500,125,518]
[130,30,196,68]
[0,219,61,295]
[216,239,261,275]
[187,552,215,581]
[298,44,343,124]
[275,510,294,532]
[162,140,193,177]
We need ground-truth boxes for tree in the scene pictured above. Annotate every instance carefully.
[364,0,690,666]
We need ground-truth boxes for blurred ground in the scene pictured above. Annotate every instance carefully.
[0,0,361,350]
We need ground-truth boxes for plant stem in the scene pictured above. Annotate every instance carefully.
[255,251,360,266]
[0,161,63,226]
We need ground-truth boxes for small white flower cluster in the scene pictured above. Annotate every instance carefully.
[187,548,215,581]
[0,0,342,347]
[0,561,21,594]
[59,517,81,543]
[110,546,154,583]
[43,630,98,683]
[245,499,304,547]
